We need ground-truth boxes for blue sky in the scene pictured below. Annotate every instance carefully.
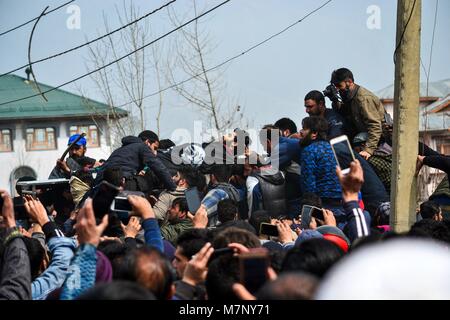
[1,0,449,139]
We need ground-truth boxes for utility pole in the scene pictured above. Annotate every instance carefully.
[391,0,421,232]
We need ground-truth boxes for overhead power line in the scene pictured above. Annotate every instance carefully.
[0,0,177,78]
[0,0,75,37]
[0,0,231,106]
[115,0,333,109]
[393,0,417,64]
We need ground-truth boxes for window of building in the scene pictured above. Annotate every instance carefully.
[69,124,100,147]
[436,137,450,155]
[26,127,56,151]
[0,129,12,152]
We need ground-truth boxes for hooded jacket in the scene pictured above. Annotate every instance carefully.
[97,136,176,190]
[0,232,31,300]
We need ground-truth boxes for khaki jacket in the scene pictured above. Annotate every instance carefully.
[348,85,386,155]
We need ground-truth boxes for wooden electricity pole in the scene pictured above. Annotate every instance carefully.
[391,0,422,232]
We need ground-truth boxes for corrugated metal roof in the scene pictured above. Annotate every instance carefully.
[0,74,127,120]
[420,95,450,131]
[377,78,450,99]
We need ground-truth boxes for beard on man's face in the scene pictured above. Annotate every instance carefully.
[300,132,313,147]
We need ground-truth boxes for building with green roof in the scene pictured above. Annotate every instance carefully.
[0,74,128,194]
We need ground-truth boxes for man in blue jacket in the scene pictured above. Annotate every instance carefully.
[304,90,347,140]
[299,116,342,205]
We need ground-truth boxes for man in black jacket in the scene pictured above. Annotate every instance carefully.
[0,189,31,300]
[95,131,176,191]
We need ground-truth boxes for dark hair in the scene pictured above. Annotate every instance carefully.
[282,238,345,278]
[304,90,325,105]
[102,167,124,187]
[77,281,156,300]
[212,227,261,249]
[97,240,129,279]
[206,255,240,300]
[300,193,323,210]
[210,164,233,183]
[274,118,297,135]
[116,247,175,300]
[248,210,271,236]
[331,68,354,84]
[176,228,211,260]
[178,166,203,189]
[217,199,238,224]
[408,220,450,245]
[301,116,328,140]
[23,237,46,280]
[420,201,440,219]
[158,139,175,150]
[172,197,188,214]
[138,130,159,143]
[259,124,280,144]
[214,220,257,235]
[255,272,318,300]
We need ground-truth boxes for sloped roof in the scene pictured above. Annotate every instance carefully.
[0,74,127,120]
[377,78,450,100]
[420,94,450,131]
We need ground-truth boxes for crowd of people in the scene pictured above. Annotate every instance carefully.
[1,67,449,300]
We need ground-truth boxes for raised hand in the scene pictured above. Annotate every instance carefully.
[76,199,108,247]
[121,216,142,238]
[336,159,364,202]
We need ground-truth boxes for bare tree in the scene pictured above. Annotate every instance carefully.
[82,1,167,147]
[166,0,249,139]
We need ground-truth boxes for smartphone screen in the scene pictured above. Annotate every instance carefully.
[239,248,269,294]
[13,197,29,220]
[184,187,201,214]
[259,223,279,237]
[112,197,133,212]
[310,207,325,221]
[301,205,322,229]
[92,181,120,219]
[209,247,234,263]
[330,135,355,174]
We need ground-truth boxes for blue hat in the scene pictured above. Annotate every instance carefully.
[295,230,323,246]
[68,134,87,146]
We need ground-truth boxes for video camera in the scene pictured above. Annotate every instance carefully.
[16,178,70,198]
[16,178,70,208]
[12,178,70,221]
[322,83,342,103]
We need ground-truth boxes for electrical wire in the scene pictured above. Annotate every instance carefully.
[115,0,333,109]
[0,0,176,78]
[393,0,417,64]
[0,0,230,106]
[0,0,75,37]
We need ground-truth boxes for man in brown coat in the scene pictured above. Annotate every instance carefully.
[328,68,387,160]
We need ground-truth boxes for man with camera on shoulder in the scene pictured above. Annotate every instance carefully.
[323,68,388,160]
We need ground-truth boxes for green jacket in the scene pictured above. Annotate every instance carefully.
[347,85,386,155]
[160,218,194,245]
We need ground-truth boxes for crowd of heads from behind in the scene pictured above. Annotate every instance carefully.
[0,67,449,301]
